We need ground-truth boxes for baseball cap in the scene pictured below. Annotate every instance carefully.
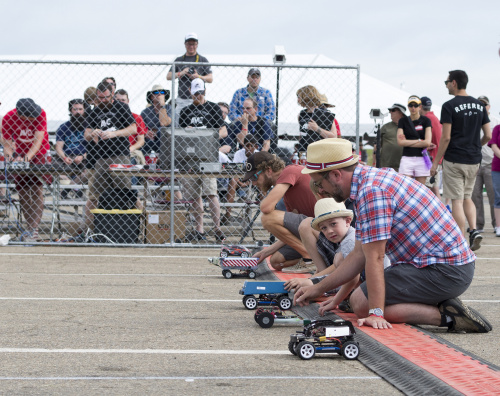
[241,151,275,182]
[421,96,432,109]
[185,32,198,42]
[388,103,406,113]
[16,98,42,118]
[248,68,261,77]
[478,95,489,105]
[190,78,205,95]
[408,95,421,105]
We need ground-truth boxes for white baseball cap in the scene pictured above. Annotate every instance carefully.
[185,32,198,42]
[191,78,205,95]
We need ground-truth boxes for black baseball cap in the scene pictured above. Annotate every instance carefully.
[241,151,274,182]
[421,96,432,109]
[248,68,261,77]
[16,98,42,118]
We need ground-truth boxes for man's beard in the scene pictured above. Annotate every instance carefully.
[324,175,346,203]
[70,114,85,129]
[260,174,274,194]
[98,101,113,110]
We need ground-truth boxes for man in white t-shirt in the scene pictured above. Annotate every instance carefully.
[221,135,259,225]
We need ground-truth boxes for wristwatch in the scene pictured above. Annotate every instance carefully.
[368,308,384,317]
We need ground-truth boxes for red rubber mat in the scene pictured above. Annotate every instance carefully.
[264,259,311,281]
[269,259,500,394]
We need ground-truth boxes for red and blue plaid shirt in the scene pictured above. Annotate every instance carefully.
[350,165,475,268]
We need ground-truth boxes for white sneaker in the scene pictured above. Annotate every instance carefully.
[496,227,500,237]
[281,259,316,274]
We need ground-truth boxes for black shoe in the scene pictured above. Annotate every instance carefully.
[338,299,353,313]
[214,229,226,242]
[469,229,483,251]
[439,297,492,333]
[184,230,206,242]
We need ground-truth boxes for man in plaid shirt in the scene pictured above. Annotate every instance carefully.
[228,68,275,122]
[294,138,492,333]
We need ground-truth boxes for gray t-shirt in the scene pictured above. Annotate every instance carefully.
[140,104,173,131]
[169,54,212,99]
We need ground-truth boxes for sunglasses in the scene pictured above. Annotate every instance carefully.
[408,103,420,108]
[252,170,263,180]
[152,90,166,95]
[444,80,451,85]
[243,106,254,110]
[312,171,330,189]
[389,109,399,113]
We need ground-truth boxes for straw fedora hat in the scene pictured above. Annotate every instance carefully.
[311,198,353,231]
[319,93,335,108]
[301,138,359,174]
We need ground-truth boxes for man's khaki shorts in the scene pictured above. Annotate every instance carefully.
[182,176,217,201]
[88,156,131,202]
[442,159,479,200]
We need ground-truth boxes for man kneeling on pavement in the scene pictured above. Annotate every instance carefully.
[294,138,492,333]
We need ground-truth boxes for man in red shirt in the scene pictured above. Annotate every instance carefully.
[420,96,442,197]
[1,98,50,242]
[242,152,317,273]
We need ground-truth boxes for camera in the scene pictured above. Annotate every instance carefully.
[273,45,287,64]
[188,66,196,75]
[369,108,386,120]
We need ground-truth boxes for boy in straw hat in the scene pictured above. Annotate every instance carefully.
[294,138,491,333]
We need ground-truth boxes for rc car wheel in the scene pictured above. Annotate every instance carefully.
[341,341,360,360]
[222,270,233,279]
[256,312,274,328]
[297,341,316,360]
[288,341,298,356]
[220,251,228,258]
[248,271,256,279]
[278,296,292,310]
[240,251,249,258]
[243,295,258,310]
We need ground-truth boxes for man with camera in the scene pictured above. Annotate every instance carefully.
[140,84,172,154]
[378,103,406,171]
[166,33,213,117]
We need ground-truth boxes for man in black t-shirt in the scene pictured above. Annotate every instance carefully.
[430,70,491,251]
[178,79,226,243]
[166,32,213,117]
[84,81,137,227]
[230,98,273,151]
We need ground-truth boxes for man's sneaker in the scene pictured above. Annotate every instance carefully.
[496,227,500,237]
[214,229,226,242]
[469,229,483,251]
[20,231,37,243]
[184,230,206,242]
[439,297,492,333]
[282,259,316,274]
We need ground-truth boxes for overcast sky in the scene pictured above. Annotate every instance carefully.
[2,0,500,119]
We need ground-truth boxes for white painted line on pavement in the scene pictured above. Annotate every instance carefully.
[0,348,286,355]
[0,297,240,302]
[0,273,220,277]
[0,375,381,381]
[0,253,208,259]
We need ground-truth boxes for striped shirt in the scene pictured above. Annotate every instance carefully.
[350,165,475,268]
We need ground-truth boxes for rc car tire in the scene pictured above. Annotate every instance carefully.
[278,296,292,310]
[297,341,316,360]
[220,251,228,258]
[240,252,249,258]
[341,341,360,360]
[248,271,256,279]
[243,295,258,310]
[256,312,275,328]
[288,341,298,355]
[222,270,233,279]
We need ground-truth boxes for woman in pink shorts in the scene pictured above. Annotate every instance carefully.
[397,96,432,184]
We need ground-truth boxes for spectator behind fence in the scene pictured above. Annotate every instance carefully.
[140,84,172,155]
[430,70,491,251]
[84,86,97,111]
[319,94,342,136]
[229,98,273,152]
[83,81,137,227]
[296,85,338,152]
[378,103,406,170]
[114,89,146,166]
[167,32,213,117]
[419,96,442,197]
[179,78,226,243]
[229,68,276,122]
[55,98,88,189]
[102,77,117,96]
[471,96,499,233]
[245,152,317,274]
[1,98,50,242]
[221,134,260,225]
[218,102,233,153]
[396,95,432,185]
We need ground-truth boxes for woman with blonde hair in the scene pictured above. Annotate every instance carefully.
[296,85,338,152]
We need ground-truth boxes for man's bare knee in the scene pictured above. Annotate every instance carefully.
[350,288,369,318]
[298,217,313,238]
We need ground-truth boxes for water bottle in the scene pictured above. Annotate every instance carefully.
[45,150,52,164]
[149,151,157,170]
[299,152,307,166]
[292,152,299,165]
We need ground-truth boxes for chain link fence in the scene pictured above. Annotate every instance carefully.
[0,59,359,247]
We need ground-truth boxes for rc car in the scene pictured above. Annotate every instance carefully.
[239,281,292,310]
[254,307,302,328]
[289,318,359,360]
[220,244,251,258]
[208,257,259,279]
